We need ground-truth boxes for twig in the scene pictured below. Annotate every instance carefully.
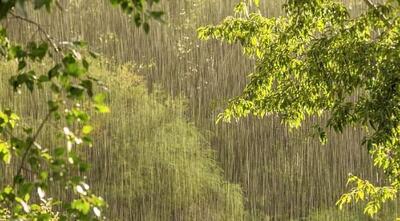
[13,111,53,187]
[9,11,60,52]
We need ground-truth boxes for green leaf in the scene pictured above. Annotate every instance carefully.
[8,45,26,59]
[149,10,164,21]
[68,85,85,98]
[27,42,48,60]
[47,64,62,79]
[0,111,9,128]
[71,199,90,215]
[54,147,65,157]
[143,22,150,34]
[72,41,88,48]
[47,100,59,112]
[63,54,86,77]
[0,141,11,164]
[82,125,93,135]
[133,13,142,27]
[93,93,106,104]
[253,0,260,7]
[39,171,48,181]
[80,80,93,97]
[94,104,110,113]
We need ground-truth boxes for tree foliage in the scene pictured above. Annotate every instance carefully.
[88,63,245,220]
[199,0,400,217]
[0,0,162,220]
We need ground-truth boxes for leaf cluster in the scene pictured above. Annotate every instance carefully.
[0,0,161,220]
[109,0,164,33]
[199,0,400,217]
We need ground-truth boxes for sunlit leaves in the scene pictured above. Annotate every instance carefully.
[70,194,105,217]
[0,0,162,219]
[72,199,91,215]
[336,174,397,216]
[94,93,110,113]
[82,125,93,135]
[198,1,350,125]
[0,110,19,131]
[0,141,11,164]
[200,0,400,217]
[0,6,108,221]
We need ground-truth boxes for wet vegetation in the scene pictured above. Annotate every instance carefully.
[2,0,400,220]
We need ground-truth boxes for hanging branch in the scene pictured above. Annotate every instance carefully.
[9,11,60,52]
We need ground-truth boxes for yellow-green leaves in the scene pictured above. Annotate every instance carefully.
[0,110,19,131]
[71,199,91,215]
[94,93,110,113]
[234,2,247,14]
[0,7,108,221]
[200,0,400,217]
[0,0,162,220]
[337,174,397,217]
[0,141,11,164]
[82,125,93,135]
[71,194,105,216]
[253,0,260,7]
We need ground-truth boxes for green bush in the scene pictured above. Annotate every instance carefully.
[89,61,245,220]
[0,60,245,220]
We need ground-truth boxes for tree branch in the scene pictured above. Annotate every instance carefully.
[13,111,52,187]
[9,12,60,52]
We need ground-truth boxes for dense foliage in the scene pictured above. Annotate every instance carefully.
[0,60,246,220]
[199,0,400,217]
[0,0,162,220]
[88,63,245,220]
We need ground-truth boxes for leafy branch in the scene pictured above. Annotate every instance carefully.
[199,0,400,217]
[0,0,163,220]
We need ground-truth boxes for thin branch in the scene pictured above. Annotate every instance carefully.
[29,28,41,42]
[13,111,53,187]
[9,11,60,52]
